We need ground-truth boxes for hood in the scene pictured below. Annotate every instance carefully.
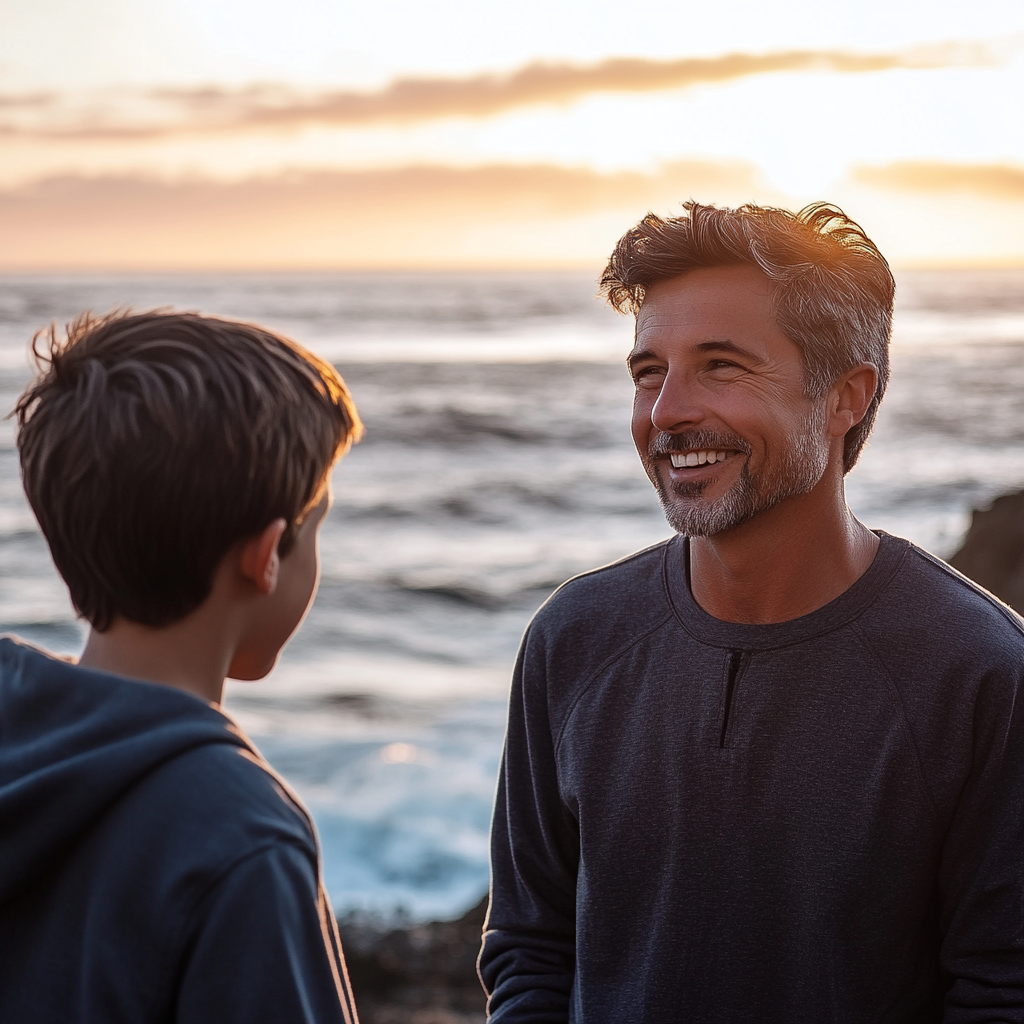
[0,637,249,906]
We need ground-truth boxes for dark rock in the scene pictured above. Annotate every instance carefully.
[339,896,488,1024]
[948,490,1024,611]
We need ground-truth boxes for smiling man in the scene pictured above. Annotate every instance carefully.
[479,203,1024,1023]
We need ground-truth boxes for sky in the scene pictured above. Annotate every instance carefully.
[1,0,1023,269]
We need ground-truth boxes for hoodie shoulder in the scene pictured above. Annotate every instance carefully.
[129,738,318,866]
[0,641,332,1022]
[0,639,296,906]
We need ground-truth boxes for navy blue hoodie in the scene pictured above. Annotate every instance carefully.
[0,638,358,1023]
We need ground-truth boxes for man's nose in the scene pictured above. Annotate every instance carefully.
[650,373,705,433]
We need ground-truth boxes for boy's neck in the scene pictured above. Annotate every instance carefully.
[79,615,234,705]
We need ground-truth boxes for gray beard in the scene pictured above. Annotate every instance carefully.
[651,405,830,537]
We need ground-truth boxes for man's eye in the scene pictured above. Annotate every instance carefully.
[708,360,743,375]
[633,367,664,387]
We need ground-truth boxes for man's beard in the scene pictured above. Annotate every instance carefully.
[645,406,830,537]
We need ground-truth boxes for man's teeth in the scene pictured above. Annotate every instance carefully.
[669,451,731,468]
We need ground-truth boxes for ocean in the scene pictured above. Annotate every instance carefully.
[1,268,1023,922]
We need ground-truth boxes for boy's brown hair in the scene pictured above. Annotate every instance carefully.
[15,310,362,631]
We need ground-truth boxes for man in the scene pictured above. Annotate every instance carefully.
[479,202,1024,1022]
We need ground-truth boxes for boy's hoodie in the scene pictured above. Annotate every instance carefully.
[0,637,358,1023]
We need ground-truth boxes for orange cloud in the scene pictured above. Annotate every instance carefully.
[0,38,1009,140]
[853,161,1024,200]
[0,160,765,270]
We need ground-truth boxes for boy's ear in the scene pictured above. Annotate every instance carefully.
[238,519,288,595]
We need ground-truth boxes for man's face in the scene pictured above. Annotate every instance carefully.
[629,265,831,537]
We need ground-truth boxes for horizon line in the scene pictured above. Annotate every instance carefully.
[2,260,1022,275]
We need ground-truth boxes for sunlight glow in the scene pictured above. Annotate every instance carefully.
[2,0,1022,267]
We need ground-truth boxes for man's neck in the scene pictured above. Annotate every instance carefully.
[688,474,880,625]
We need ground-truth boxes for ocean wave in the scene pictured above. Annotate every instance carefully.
[334,480,646,524]
[3,269,1024,922]
[252,705,503,922]
[390,579,559,610]
[360,406,555,446]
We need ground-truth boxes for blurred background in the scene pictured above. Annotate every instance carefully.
[1,0,1023,937]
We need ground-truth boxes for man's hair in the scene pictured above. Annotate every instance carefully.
[15,310,362,631]
[600,201,895,471]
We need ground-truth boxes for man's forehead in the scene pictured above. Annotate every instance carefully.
[632,267,776,344]
[636,267,772,327]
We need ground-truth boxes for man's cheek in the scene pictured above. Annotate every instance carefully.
[630,412,651,455]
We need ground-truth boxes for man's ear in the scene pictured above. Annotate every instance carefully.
[238,519,288,596]
[828,363,878,439]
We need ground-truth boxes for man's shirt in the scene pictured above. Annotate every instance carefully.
[481,533,1024,1023]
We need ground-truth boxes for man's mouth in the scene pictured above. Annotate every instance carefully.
[668,449,735,468]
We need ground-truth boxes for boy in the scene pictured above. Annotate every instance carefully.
[0,310,363,1022]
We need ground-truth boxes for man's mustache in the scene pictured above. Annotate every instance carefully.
[647,430,752,459]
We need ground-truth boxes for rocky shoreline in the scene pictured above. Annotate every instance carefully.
[339,896,489,1024]
[948,489,1024,613]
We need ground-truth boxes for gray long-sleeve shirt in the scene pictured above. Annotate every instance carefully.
[481,533,1024,1023]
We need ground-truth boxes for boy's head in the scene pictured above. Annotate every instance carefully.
[15,309,362,633]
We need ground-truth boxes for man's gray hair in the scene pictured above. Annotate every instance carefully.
[600,201,895,472]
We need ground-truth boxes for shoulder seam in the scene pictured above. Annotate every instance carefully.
[848,621,941,822]
[552,611,676,761]
[230,744,319,839]
[542,537,675,603]
[908,546,1024,637]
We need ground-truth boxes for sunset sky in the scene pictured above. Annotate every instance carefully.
[2,0,1023,269]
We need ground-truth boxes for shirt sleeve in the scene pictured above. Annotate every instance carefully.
[174,841,359,1024]
[479,628,579,1023]
[940,663,1024,1023]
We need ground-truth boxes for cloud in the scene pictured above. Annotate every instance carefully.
[0,160,766,270]
[853,161,1024,200]
[0,37,1012,140]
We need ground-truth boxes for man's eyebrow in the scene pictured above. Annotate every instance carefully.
[626,347,656,373]
[627,339,763,372]
[693,340,761,360]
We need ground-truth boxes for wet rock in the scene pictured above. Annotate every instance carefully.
[948,490,1024,611]
[339,896,488,1024]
